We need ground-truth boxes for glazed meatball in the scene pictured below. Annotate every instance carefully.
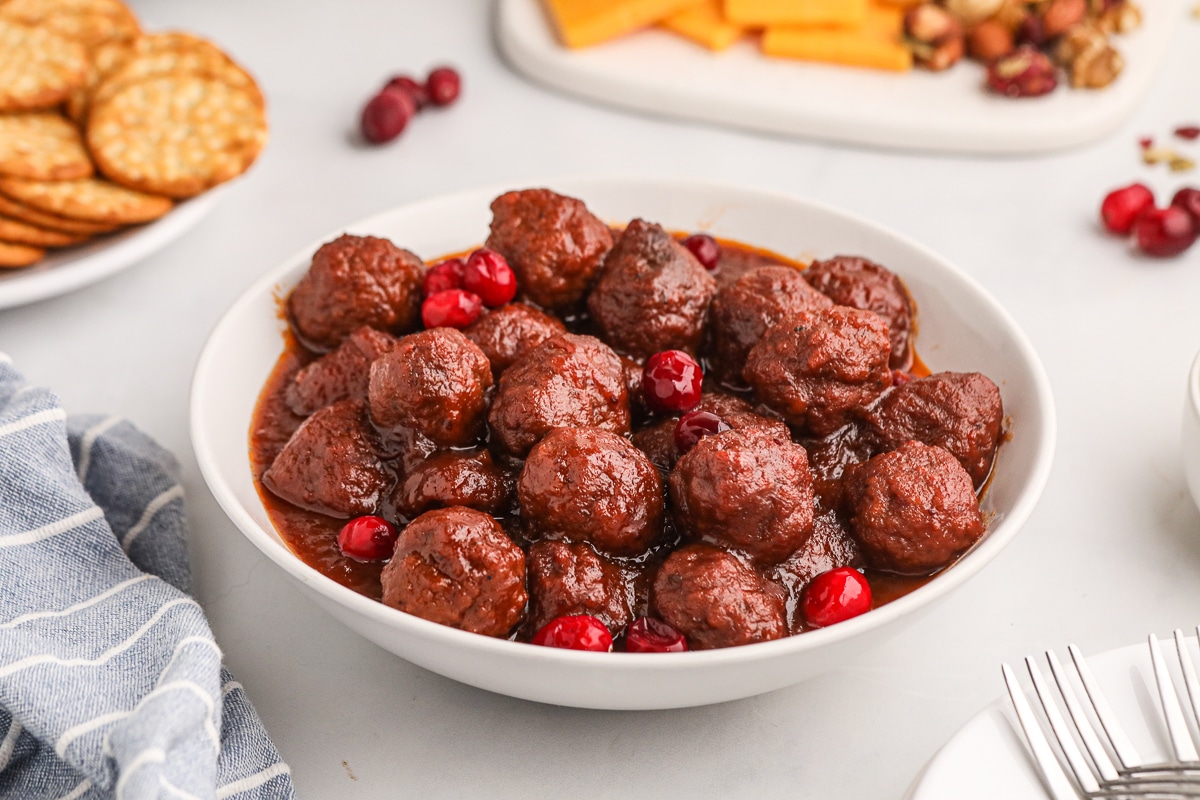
[651,544,787,650]
[288,234,423,350]
[744,305,893,437]
[526,540,632,636]
[285,326,395,416]
[804,255,915,371]
[392,450,512,519]
[670,426,814,564]
[844,441,985,575]
[262,399,390,518]
[485,188,613,310]
[630,392,789,472]
[488,333,630,457]
[368,328,493,448]
[865,372,1003,488]
[462,302,566,378]
[518,427,664,557]
[708,266,832,385]
[381,507,527,637]
[587,219,717,359]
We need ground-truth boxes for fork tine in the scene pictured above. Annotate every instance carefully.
[1149,633,1200,763]
[1047,649,1121,783]
[1027,655,1103,794]
[1003,662,1083,800]
[1177,629,1200,735]
[1070,643,1143,771]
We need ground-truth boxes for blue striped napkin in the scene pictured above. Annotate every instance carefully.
[0,354,295,800]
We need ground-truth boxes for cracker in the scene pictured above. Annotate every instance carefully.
[0,239,44,268]
[65,38,133,123]
[0,192,118,234]
[0,112,94,180]
[0,214,88,247]
[91,47,264,110]
[0,19,88,112]
[0,176,172,224]
[0,0,140,47]
[87,75,267,199]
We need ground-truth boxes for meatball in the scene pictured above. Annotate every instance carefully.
[368,328,493,448]
[262,399,390,518]
[864,371,1003,488]
[462,302,566,378]
[804,255,915,371]
[630,392,789,472]
[288,234,423,350]
[381,507,527,637]
[651,544,787,650]
[586,219,717,359]
[526,540,632,636]
[744,305,893,437]
[285,326,395,416]
[708,266,832,385]
[485,188,613,310]
[518,427,663,556]
[844,441,985,575]
[392,449,512,519]
[669,426,814,564]
[488,333,630,457]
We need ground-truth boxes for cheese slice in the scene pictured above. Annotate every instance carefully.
[761,4,912,71]
[543,0,705,48]
[660,0,745,51]
[725,0,868,28]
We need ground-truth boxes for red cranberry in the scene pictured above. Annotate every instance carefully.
[1014,16,1046,47]
[891,369,913,387]
[1176,126,1200,141]
[1171,187,1200,226]
[423,258,465,296]
[463,248,518,307]
[421,288,482,329]
[681,233,721,271]
[1132,206,1197,258]
[642,350,703,414]
[1100,183,1154,236]
[360,89,415,144]
[1139,136,1154,149]
[385,75,429,110]
[531,615,613,652]
[674,410,731,454]
[801,567,872,628]
[426,66,461,107]
[625,617,688,653]
[337,515,399,562]
[986,46,1057,98]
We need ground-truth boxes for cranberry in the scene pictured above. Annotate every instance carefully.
[625,617,688,653]
[642,350,703,414]
[385,75,429,110]
[1139,136,1154,149]
[801,567,872,628]
[1014,15,1046,47]
[426,66,461,107]
[681,233,721,271]
[1132,205,1197,258]
[531,615,613,652]
[674,410,731,454]
[360,89,415,144]
[1100,183,1154,235]
[462,248,518,307]
[337,515,399,562]
[423,258,465,296]
[1171,187,1200,226]
[1176,126,1200,141]
[891,369,913,387]
[986,46,1057,98]
[421,288,482,329]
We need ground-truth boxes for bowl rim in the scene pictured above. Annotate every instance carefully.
[1189,350,1200,421]
[190,174,1058,669]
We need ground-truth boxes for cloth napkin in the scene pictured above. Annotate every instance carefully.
[0,354,295,800]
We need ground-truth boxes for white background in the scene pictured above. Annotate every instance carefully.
[2,2,1199,797]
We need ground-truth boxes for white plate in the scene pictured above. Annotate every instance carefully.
[0,191,220,310]
[497,0,1178,154]
[906,638,1189,799]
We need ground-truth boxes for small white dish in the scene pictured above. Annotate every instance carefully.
[1182,351,1200,518]
[497,0,1178,154]
[191,176,1056,710]
[0,191,220,310]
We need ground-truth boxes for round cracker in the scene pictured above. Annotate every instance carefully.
[0,239,44,267]
[87,75,267,199]
[0,0,140,46]
[0,214,88,247]
[0,111,94,180]
[0,192,118,234]
[0,175,172,224]
[91,47,264,111]
[65,38,133,123]
[0,19,88,112]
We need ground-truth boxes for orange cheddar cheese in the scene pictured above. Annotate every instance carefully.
[543,0,705,48]
[761,4,912,70]
[660,0,745,51]
[724,0,868,28]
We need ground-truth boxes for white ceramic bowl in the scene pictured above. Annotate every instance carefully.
[191,177,1056,710]
[1182,351,1200,516]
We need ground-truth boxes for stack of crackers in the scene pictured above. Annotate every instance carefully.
[0,0,268,270]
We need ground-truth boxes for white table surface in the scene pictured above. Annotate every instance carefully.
[2,2,1199,797]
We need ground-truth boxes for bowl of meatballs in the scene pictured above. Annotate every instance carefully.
[191,176,1056,710]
